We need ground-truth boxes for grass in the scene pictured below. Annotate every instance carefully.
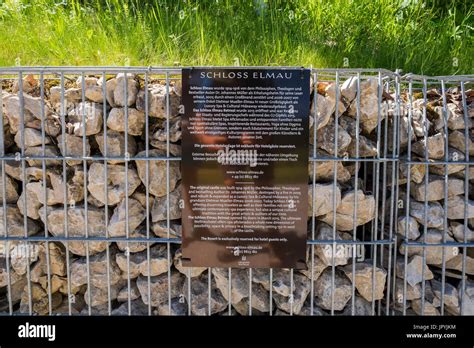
[0,0,472,75]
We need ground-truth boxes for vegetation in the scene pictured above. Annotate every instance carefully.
[0,0,472,75]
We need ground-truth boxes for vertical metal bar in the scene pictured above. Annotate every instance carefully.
[0,75,13,315]
[310,71,318,316]
[144,71,152,316]
[330,71,340,315]
[81,72,92,315]
[228,268,232,315]
[40,73,53,314]
[249,268,252,316]
[165,72,172,314]
[289,268,294,316]
[208,267,211,316]
[102,71,112,316]
[60,73,73,315]
[18,72,32,314]
[439,79,449,314]
[351,72,361,315]
[123,72,131,316]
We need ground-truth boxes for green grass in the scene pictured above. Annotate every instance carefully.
[0,0,472,75]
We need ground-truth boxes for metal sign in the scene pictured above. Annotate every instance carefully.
[181,68,310,269]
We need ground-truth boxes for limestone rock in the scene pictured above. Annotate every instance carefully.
[309,93,332,130]
[397,215,420,240]
[70,250,122,289]
[459,279,474,315]
[448,130,474,156]
[183,272,227,315]
[319,190,375,231]
[107,107,145,136]
[411,299,440,316]
[68,101,103,136]
[308,151,352,183]
[447,195,474,219]
[84,281,124,307]
[0,205,40,237]
[212,268,249,305]
[136,83,180,118]
[14,128,51,148]
[174,248,206,278]
[109,73,139,107]
[315,269,352,311]
[0,174,19,204]
[307,183,341,217]
[39,205,107,256]
[410,175,464,201]
[342,262,387,301]
[450,221,474,242]
[152,117,182,143]
[135,149,181,197]
[76,76,105,103]
[394,278,422,303]
[429,147,465,176]
[412,133,445,159]
[273,273,311,315]
[95,131,137,164]
[25,145,61,167]
[431,279,459,315]
[316,120,352,156]
[151,185,182,222]
[87,163,141,206]
[137,270,184,307]
[315,223,350,266]
[57,133,91,166]
[347,79,382,134]
[108,198,146,237]
[409,200,444,228]
[115,244,168,278]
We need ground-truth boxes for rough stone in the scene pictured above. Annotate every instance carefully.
[307,183,341,217]
[70,250,122,289]
[174,248,206,278]
[136,270,184,307]
[450,221,474,242]
[409,200,444,228]
[411,299,440,316]
[95,130,137,164]
[315,269,352,311]
[397,215,421,240]
[87,163,141,206]
[347,79,382,134]
[412,133,445,159]
[342,262,387,301]
[308,150,352,183]
[448,130,474,156]
[68,101,103,136]
[0,205,40,237]
[151,185,182,222]
[110,73,139,107]
[212,268,249,305]
[14,128,51,148]
[431,279,459,315]
[183,272,228,315]
[410,175,464,201]
[396,255,433,287]
[115,244,168,278]
[316,120,352,156]
[107,107,145,136]
[315,223,350,266]
[447,195,474,219]
[459,279,474,315]
[429,147,465,175]
[394,278,422,303]
[135,149,181,197]
[152,117,181,143]
[25,145,61,167]
[57,133,91,166]
[319,190,375,231]
[108,198,146,237]
[136,83,180,118]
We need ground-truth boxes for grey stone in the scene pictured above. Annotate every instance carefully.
[396,255,433,286]
[25,145,61,167]
[410,175,464,201]
[39,205,107,256]
[315,223,350,266]
[151,185,182,222]
[136,84,180,118]
[342,262,387,301]
[14,128,51,148]
[136,270,184,307]
[412,133,445,159]
[70,250,122,289]
[68,101,103,136]
[309,93,332,130]
[95,130,137,164]
[409,200,444,228]
[307,183,341,217]
[315,269,352,311]
[347,79,382,134]
[447,195,474,219]
[84,280,124,307]
[448,130,474,156]
[108,198,146,237]
[0,205,40,237]
[112,299,149,315]
[174,248,206,278]
[57,133,91,166]
[183,272,228,315]
[0,174,19,204]
[403,229,459,265]
[151,220,182,238]
[341,295,374,315]
[154,297,188,315]
[115,244,168,278]
[319,190,375,231]
[76,76,105,103]
[152,117,181,143]
[117,282,141,302]
[273,273,311,315]
[450,221,474,242]
[107,107,145,136]
[115,227,149,254]
[411,299,440,316]
[110,73,139,107]
[19,283,62,314]
[397,216,420,240]
[459,279,474,315]
[212,268,249,305]
[431,279,459,315]
[429,147,465,175]
[394,278,422,303]
[316,120,352,156]
[348,134,378,157]
[308,150,352,183]
[87,163,141,206]
[135,149,181,197]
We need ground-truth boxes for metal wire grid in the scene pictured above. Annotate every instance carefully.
[396,74,474,315]
[0,67,470,316]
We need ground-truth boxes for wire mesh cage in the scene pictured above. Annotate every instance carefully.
[0,67,471,316]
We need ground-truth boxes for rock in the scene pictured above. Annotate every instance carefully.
[394,278,422,303]
[115,244,168,278]
[136,83,180,118]
[398,162,425,185]
[429,147,465,175]
[298,253,328,282]
[108,198,146,237]
[450,222,474,242]
[115,227,149,254]
[402,229,459,265]
[95,130,137,164]
[442,254,474,275]
[155,297,188,315]
[151,185,182,222]
[307,183,341,217]
[9,241,40,275]
[212,268,249,305]
[410,175,464,201]
[309,94,332,130]
[25,145,61,167]
[135,149,181,197]
[136,270,184,307]
[152,117,182,143]
[17,183,43,220]
[39,205,107,256]
[68,101,103,136]
[448,130,474,156]
[411,299,439,316]
[431,279,459,315]
[0,174,19,204]
[70,250,122,289]
[110,73,139,107]
[150,140,182,156]
[0,205,40,237]
[12,74,37,94]
[316,120,352,156]
[117,282,141,302]
[273,273,310,315]
[397,216,420,240]
[57,133,91,166]
[76,76,105,103]
[341,76,358,102]
[87,163,141,206]
[409,200,444,228]
[308,151,352,183]
[84,281,123,307]
[151,220,182,238]
[0,256,24,287]
[322,82,346,117]
[447,195,474,219]
[183,272,227,315]
[107,107,145,136]
[19,283,62,314]
[348,134,378,157]
[347,79,382,134]
[319,190,375,231]
[342,262,386,301]
[341,295,374,315]
[112,299,149,315]
[315,223,350,266]
[435,103,472,130]
[174,248,206,278]
[396,255,433,286]
[14,128,51,148]
[459,279,474,315]
[315,269,352,311]
[412,133,445,159]
[3,95,36,134]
